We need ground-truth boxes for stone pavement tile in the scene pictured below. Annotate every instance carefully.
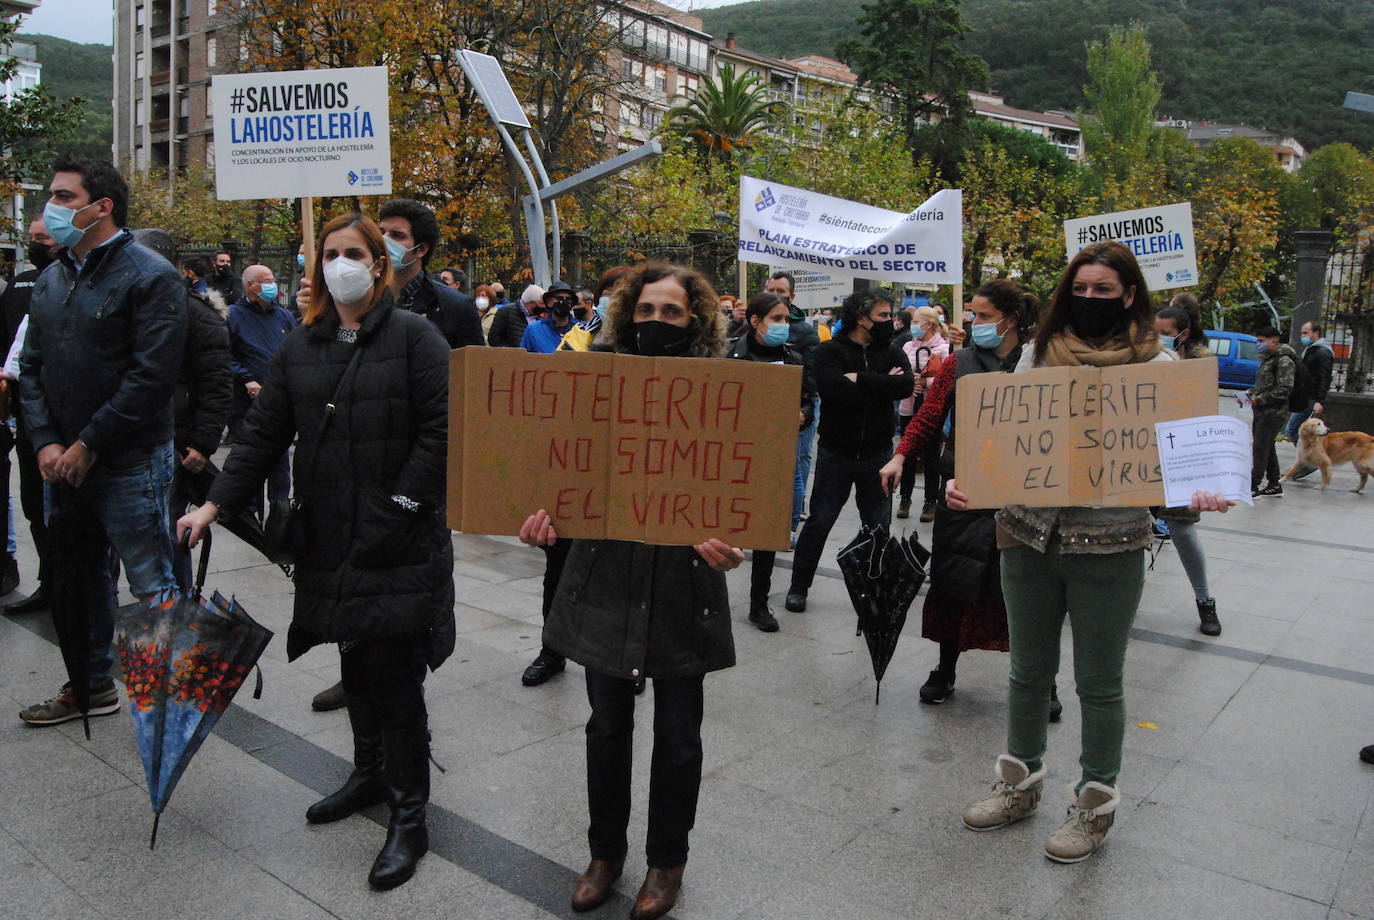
[451,601,519,635]
[1331,911,1369,920]
[475,663,594,727]
[1270,610,1374,675]
[719,878,912,920]
[691,773,870,866]
[1354,788,1374,860]
[425,635,547,694]
[99,851,337,920]
[450,620,549,659]
[245,822,481,920]
[444,878,561,920]
[425,684,586,769]
[1123,801,1346,903]
[1119,637,1262,706]
[233,655,351,738]
[1118,684,1225,763]
[701,690,834,774]
[0,714,137,825]
[5,784,230,903]
[0,827,105,920]
[1333,853,1374,919]
[708,638,880,706]
[166,742,322,851]
[1131,601,1296,653]
[428,752,589,855]
[0,615,65,696]
[1043,842,1331,920]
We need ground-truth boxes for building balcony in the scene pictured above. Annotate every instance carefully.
[151,21,171,38]
[150,117,171,135]
[151,69,171,86]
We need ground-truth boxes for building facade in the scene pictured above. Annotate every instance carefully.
[1159,119,1307,172]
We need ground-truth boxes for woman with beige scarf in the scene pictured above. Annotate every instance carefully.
[948,241,1232,863]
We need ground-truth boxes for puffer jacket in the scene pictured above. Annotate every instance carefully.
[20,229,186,456]
[174,290,232,457]
[206,293,455,665]
[543,540,735,680]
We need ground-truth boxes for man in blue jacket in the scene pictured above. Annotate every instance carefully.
[18,156,186,726]
[228,264,296,519]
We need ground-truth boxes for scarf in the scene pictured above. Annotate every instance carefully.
[1040,324,1161,368]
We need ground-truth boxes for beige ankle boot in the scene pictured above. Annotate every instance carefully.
[962,754,1046,831]
[1044,781,1120,862]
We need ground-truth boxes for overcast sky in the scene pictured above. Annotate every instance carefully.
[14,0,752,47]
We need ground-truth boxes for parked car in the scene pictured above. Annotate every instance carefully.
[1204,330,1260,389]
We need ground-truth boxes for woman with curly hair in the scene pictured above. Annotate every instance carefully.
[519,263,743,920]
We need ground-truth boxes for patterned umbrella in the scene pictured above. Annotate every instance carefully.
[836,525,930,704]
[181,460,294,579]
[115,532,273,847]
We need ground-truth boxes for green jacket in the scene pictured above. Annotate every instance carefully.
[1251,343,1296,412]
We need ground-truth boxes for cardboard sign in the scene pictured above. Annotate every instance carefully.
[1063,202,1197,290]
[954,357,1218,508]
[740,176,962,285]
[448,348,801,550]
[210,66,392,200]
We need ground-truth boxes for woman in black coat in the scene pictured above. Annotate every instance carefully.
[725,291,815,632]
[179,213,454,891]
[519,263,744,920]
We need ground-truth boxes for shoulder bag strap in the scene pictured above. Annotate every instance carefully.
[292,344,365,508]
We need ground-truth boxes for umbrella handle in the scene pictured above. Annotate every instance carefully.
[179,529,213,598]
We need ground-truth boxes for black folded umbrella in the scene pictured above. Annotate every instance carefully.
[836,525,930,704]
[181,460,293,579]
[47,496,111,739]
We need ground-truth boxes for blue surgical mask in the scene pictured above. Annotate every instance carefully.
[384,234,419,268]
[43,200,100,248]
[1159,334,1177,351]
[762,322,790,346]
[1256,341,1269,354]
[257,282,279,303]
[971,320,1004,349]
[296,253,306,270]
[1301,336,1312,347]
[595,295,611,319]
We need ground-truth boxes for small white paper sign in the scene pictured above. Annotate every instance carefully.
[1155,415,1254,508]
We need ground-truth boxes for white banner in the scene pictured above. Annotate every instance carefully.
[740,177,962,285]
[771,267,852,309]
[211,66,392,201]
[1063,202,1197,291]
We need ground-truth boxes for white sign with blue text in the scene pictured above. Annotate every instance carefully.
[1064,202,1197,291]
[740,176,962,285]
[211,66,392,201]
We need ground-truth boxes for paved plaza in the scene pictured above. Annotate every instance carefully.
[1,403,1372,920]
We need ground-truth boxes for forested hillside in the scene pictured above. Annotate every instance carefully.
[699,0,1374,150]
[19,32,112,158]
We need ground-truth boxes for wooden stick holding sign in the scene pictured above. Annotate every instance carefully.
[301,196,315,276]
[953,358,1219,509]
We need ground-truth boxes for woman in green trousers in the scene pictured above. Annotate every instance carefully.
[949,241,1232,863]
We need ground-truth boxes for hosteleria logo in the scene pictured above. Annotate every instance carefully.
[754,187,776,212]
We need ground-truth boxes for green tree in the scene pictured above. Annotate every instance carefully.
[835,0,988,177]
[1190,137,1287,306]
[666,63,779,163]
[1298,143,1374,245]
[1080,23,1161,207]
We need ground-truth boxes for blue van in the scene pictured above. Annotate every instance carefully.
[1204,330,1260,389]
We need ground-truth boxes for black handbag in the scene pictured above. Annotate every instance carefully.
[263,345,365,566]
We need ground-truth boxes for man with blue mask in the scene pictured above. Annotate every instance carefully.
[376,198,484,350]
[18,156,185,727]
[1284,320,1334,445]
[227,264,295,520]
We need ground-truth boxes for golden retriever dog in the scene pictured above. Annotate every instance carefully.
[1282,417,1374,492]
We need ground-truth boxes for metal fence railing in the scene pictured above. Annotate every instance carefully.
[1320,245,1374,394]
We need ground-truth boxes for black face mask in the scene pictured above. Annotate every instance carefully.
[550,298,574,320]
[1068,294,1128,340]
[632,320,692,357]
[867,318,896,347]
[215,264,231,276]
[26,242,53,271]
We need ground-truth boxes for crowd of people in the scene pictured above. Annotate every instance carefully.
[2,154,1361,918]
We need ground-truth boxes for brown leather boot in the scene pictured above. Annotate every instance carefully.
[630,865,684,920]
[570,858,623,912]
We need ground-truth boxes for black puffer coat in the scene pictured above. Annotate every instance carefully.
[173,291,232,457]
[207,293,455,666]
[543,541,734,680]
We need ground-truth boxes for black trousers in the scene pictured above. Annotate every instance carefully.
[897,410,942,505]
[750,550,776,607]
[585,669,705,868]
[339,636,429,730]
[540,539,572,658]
[790,444,892,591]
[14,423,46,576]
[1251,408,1285,489]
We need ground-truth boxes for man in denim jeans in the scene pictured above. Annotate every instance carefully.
[17,157,186,726]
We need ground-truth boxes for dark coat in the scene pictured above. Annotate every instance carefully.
[19,230,186,456]
[811,333,913,456]
[486,302,531,348]
[174,291,232,456]
[1301,340,1335,402]
[403,275,485,349]
[206,294,456,666]
[543,541,734,679]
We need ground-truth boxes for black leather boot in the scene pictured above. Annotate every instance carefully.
[368,726,430,890]
[306,693,386,824]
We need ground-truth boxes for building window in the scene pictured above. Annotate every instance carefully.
[135,98,145,125]
[206,88,213,117]
[644,107,662,130]
[206,33,216,68]
[687,38,707,72]
[651,67,666,94]
[621,58,643,82]
[206,142,215,167]
[679,73,699,97]
[179,95,189,117]
[135,5,145,29]
[206,0,217,15]
[136,51,146,79]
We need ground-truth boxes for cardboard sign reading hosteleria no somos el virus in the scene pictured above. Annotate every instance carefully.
[954,357,1219,508]
[448,348,802,551]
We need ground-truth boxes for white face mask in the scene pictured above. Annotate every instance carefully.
[323,256,375,306]
[475,296,490,310]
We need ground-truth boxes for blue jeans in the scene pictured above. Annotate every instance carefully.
[793,398,819,530]
[1284,399,1315,443]
[788,443,893,592]
[50,442,178,691]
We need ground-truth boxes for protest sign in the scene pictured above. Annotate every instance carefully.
[772,267,852,309]
[740,176,962,285]
[1063,202,1197,291]
[954,357,1218,508]
[448,348,800,551]
[210,66,392,201]
[1155,415,1255,508]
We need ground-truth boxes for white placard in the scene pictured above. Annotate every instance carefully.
[1064,202,1197,291]
[211,66,392,201]
[1155,414,1254,508]
[740,176,962,285]
[771,267,852,309]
